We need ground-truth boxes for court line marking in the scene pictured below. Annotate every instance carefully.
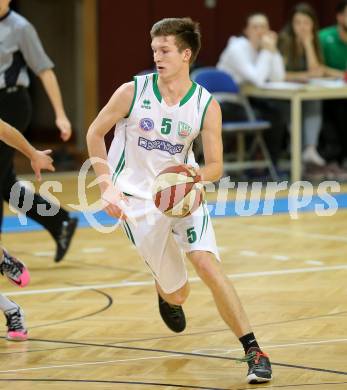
[241,224,347,243]
[1,338,347,376]
[0,354,182,374]
[193,338,347,355]
[0,378,228,390]
[4,264,347,297]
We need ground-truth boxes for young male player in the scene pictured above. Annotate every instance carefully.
[87,18,272,384]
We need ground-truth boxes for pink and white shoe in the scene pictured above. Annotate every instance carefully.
[4,306,28,341]
[0,250,30,287]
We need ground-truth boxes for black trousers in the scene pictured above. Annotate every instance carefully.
[319,99,347,163]
[219,98,286,165]
[0,87,68,236]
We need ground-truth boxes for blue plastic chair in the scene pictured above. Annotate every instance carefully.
[191,67,278,180]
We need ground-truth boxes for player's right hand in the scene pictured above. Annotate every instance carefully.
[101,185,128,219]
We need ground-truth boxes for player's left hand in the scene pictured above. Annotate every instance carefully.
[186,165,202,182]
[56,116,72,142]
[31,149,55,181]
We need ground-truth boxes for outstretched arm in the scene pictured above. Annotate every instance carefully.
[0,119,54,181]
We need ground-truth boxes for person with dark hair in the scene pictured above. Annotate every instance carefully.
[320,0,347,71]
[217,13,286,169]
[278,3,342,173]
[319,0,347,171]
[0,0,77,262]
[87,17,272,385]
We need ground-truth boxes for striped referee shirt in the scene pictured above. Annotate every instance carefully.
[0,10,53,89]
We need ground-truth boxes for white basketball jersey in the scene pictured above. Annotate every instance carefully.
[107,73,212,199]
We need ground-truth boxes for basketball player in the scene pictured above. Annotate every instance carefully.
[0,118,54,340]
[87,18,272,384]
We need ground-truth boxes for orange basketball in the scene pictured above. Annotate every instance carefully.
[152,164,204,218]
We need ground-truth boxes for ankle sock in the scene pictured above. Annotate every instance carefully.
[239,332,260,354]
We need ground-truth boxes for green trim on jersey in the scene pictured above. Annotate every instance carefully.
[138,75,149,101]
[123,223,131,241]
[152,73,162,103]
[184,140,194,163]
[197,86,203,112]
[179,81,197,107]
[152,73,198,106]
[199,202,209,241]
[125,77,138,118]
[112,149,125,184]
[123,220,135,245]
[200,95,212,131]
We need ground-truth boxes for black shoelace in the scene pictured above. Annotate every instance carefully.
[169,304,182,318]
[6,310,23,331]
[0,253,21,278]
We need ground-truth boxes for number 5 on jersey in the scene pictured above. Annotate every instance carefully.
[161,118,172,135]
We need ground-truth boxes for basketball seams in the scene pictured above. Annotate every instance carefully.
[153,164,203,217]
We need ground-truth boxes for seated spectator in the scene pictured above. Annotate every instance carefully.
[278,3,341,169]
[217,13,286,168]
[319,0,347,170]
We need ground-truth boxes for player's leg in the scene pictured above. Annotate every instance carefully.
[188,250,252,335]
[0,293,27,341]
[175,204,272,383]
[155,279,189,306]
[2,165,78,263]
[187,251,272,383]
[156,280,189,333]
[120,198,188,332]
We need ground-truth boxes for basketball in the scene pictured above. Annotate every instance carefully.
[152,164,204,218]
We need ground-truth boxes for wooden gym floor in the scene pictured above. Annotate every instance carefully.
[0,173,346,389]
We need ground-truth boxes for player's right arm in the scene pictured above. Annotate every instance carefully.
[0,119,54,180]
[86,82,134,218]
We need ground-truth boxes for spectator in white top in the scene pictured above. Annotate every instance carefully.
[216,13,286,168]
[217,13,285,86]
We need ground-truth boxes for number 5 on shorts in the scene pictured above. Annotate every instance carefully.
[187,227,197,243]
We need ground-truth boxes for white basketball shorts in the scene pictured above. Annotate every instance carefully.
[120,196,220,294]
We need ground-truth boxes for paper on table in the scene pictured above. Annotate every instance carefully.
[261,81,306,90]
[308,78,345,88]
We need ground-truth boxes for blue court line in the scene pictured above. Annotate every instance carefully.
[3,193,347,233]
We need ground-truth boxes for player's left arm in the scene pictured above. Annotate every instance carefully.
[197,98,223,182]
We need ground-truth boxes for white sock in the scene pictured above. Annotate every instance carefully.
[302,146,326,166]
[0,295,18,312]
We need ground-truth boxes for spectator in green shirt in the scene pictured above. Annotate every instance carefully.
[320,0,347,71]
[319,1,347,173]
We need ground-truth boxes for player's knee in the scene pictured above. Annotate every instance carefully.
[192,253,219,282]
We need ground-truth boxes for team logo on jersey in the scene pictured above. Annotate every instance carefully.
[141,99,151,110]
[139,118,154,131]
[138,137,184,155]
[177,121,192,138]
